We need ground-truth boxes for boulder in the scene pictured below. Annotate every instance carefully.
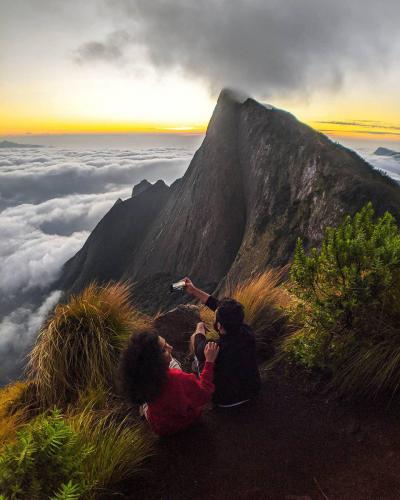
[153,305,201,354]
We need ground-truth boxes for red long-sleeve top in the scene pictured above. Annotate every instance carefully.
[147,361,215,436]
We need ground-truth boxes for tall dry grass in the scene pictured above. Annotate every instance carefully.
[200,269,293,358]
[0,382,29,449]
[67,403,155,497]
[27,282,150,409]
[333,340,400,400]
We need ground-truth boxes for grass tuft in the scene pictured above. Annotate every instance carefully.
[27,282,150,409]
[67,403,155,497]
[0,382,32,448]
[201,269,292,358]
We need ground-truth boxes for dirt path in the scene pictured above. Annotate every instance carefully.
[126,370,400,500]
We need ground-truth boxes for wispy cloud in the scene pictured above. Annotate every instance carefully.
[315,120,400,132]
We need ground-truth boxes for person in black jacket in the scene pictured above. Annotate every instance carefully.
[184,277,261,408]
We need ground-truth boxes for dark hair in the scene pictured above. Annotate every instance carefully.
[215,298,245,333]
[118,331,168,404]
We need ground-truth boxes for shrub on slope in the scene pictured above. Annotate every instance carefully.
[27,282,150,409]
[284,202,400,398]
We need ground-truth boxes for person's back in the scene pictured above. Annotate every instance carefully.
[147,364,214,435]
[212,324,260,406]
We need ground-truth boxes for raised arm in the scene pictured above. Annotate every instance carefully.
[183,277,210,304]
[183,342,219,406]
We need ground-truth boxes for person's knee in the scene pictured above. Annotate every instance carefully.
[189,332,197,354]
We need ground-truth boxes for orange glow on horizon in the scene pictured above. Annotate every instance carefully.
[1,112,399,141]
[0,117,207,136]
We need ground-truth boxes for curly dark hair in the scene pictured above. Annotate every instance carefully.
[118,331,168,404]
[216,298,245,333]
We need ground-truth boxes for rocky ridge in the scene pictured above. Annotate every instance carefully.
[57,89,400,312]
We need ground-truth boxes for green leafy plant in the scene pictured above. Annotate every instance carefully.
[284,202,400,397]
[51,481,82,500]
[0,410,93,500]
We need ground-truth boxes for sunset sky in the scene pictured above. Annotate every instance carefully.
[1,0,399,139]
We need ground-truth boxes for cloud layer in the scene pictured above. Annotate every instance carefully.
[0,291,62,384]
[75,0,400,98]
[0,147,192,209]
[0,138,399,384]
[0,144,192,383]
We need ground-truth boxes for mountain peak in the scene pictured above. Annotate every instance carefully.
[374,147,400,157]
[131,179,152,197]
[218,87,249,104]
[58,91,400,313]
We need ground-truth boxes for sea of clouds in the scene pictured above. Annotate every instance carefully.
[364,153,400,182]
[0,141,399,384]
[0,145,193,383]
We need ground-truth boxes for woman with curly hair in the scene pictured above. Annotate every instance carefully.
[119,330,219,436]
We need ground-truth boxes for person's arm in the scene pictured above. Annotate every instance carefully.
[184,342,219,406]
[192,323,207,365]
[184,277,220,311]
[183,277,210,304]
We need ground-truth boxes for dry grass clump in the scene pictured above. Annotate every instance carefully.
[230,269,290,329]
[27,282,150,409]
[333,341,400,400]
[200,269,293,357]
[0,382,30,448]
[67,403,155,497]
[198,306,219,340]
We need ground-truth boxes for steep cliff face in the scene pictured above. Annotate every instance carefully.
[59,180,171,294]
[123,90,247,291]
[58,89,400,311]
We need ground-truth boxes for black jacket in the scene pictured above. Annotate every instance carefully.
[194,295,261,406]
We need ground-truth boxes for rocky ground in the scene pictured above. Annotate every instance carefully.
[123,368,400,500]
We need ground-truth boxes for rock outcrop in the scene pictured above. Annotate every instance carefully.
[131,179,152,197]
[57,89,400,312]
[374,147,400,160]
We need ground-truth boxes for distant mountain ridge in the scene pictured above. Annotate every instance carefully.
[57,89,400,312]
[0,140,43,148]
[374,147,400,160]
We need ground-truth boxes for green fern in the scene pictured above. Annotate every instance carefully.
[51,480,82,500]
[0,410,93,500]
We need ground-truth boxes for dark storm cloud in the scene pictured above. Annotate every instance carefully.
[75,0,400,97]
